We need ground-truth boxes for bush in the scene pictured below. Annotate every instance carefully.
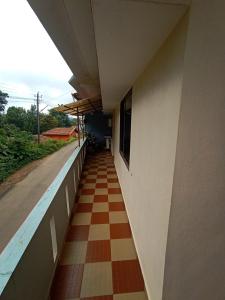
[0,124,76,182]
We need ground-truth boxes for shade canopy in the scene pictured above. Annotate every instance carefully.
[53,96,102,115]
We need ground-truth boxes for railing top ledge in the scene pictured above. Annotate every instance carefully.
[0,138,86,295]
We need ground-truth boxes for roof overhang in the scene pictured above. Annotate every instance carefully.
[53,95,102,115]
[28,0,190,111]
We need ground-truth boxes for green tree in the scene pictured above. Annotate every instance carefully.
[0,113,6,127]
[40,114,58,132]
[69,117,77,126]
[4,104,75,135]
[0,90,9,113]
[26,105,37,134]
[0,122,74,182]
[49,109,71,127]
[6,106,27,130]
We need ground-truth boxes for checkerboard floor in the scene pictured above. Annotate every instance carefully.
[50,152,148,300]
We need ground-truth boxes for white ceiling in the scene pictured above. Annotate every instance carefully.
[92,0,189,110]
[28,0,190,109]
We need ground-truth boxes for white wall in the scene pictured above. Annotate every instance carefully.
[163,1,225,299]
[113,15,188,300]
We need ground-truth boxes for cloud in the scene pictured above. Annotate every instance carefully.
[0,0,75,112]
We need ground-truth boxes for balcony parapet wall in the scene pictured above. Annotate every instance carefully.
[0,139,87,300]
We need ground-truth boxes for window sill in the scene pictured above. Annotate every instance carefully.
[119,150,130,170]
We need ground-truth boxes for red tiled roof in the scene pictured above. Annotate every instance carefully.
[42,127,76,136]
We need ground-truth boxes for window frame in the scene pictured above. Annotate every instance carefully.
[119,89,132,168]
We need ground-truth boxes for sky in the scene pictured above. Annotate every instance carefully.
[0,0,75,113]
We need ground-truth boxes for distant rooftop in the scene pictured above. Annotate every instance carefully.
[42,127,76,136]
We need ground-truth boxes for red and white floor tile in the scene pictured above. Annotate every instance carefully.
[50,152,148,300]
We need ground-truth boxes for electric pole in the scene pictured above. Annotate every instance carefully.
[36,92,40,144]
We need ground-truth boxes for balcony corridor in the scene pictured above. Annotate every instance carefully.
[50,151,148,300]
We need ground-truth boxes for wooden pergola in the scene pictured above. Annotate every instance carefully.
[53,95,102,146]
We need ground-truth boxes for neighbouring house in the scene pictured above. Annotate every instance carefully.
[42,127,77,141]
[1,1,225,300]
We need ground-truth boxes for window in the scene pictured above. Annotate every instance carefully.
[120,89,132,166]
[65,185,70,217]
[50,216,57,262]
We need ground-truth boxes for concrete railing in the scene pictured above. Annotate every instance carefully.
[0,139,87,300]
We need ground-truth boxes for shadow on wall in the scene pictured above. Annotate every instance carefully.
[84,111,112,147]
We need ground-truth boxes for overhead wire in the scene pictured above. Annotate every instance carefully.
[49,91,71,99]
[8,96,36,101]
[1,83,72,110]
[7,100,35,103]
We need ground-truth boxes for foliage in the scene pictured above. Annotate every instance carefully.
[49,109,71,127]
[0,98,77,182]
[40,114,58,132]
[0,124,75,183]
[0,113,6,127]
[26,105,37,134]
[5,104,75,134]
[6,106,28,130]
[69,117,77,126]
[0,90,9,112]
